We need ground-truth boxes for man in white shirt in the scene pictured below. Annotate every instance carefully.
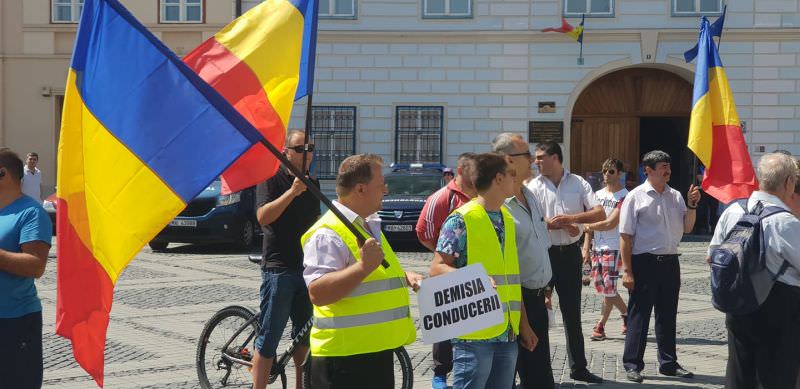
[526,141,605,384]
[618,150,700,383]
[492,133,554,388]
[21,153,41,201]
[708,152,800,389]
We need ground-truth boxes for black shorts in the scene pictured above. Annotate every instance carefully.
[0,311,43,389]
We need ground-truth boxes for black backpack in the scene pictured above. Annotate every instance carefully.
[709,201,791,315]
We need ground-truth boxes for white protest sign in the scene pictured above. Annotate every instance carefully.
[418,263,505,344]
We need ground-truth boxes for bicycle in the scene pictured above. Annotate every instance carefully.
[196,257,415,389]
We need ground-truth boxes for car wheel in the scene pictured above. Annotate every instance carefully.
[149,241,168,251]
[238,220,255,248]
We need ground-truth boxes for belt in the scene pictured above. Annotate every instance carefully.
[636,253,680,261]
[522,286,550,296]
[551,242,579,251]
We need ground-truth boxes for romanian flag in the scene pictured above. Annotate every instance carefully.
[541,15,584,42]
[687,17,757,204]
[184,0,319,195]
[55,0,262,386]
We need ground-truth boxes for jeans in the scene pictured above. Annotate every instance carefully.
[452,341,518,389]
[255,268,312,357]
[0,311,43,389]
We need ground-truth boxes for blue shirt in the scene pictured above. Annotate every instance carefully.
[0,195,52,318]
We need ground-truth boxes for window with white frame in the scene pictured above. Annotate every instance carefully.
[311,107,357,179]
[160,0,203,23]
[395,107,443,164]
[673,0,723,15]
[423,0,472,18]
[564,0,613,17]
[319,0,356,18]
[52,0,84,23]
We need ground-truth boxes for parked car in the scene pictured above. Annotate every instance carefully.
[43,193,57,235]
[378,163,445,248]
[149,180,260,251]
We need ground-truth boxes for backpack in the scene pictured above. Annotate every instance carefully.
[709,201,791,315]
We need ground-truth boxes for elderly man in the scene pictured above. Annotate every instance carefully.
[619,150,701,383]
[709,152,800,389]
[491,133,555,388]
[527,141,605,383]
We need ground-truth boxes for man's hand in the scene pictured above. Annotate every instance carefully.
[405,271,424,292]
[519,323,538,352]
[622,271,634,291]
[545,218,562,230]
[290,177,308,197]
[687,184,701,207]
[358,238,384,274]
[544,293,552,310]
[564,223,580,237]
[550,214,575,227]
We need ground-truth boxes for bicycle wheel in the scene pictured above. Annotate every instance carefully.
[197,306,258,389]
[301,347,413,389]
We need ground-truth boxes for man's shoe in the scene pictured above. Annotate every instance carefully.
[590,323,606,341]
[570,369,603,383]
[659,367,694,378]
[626,369,644,383]
[431,375,448,389]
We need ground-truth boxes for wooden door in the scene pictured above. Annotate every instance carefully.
[570,117,640,186]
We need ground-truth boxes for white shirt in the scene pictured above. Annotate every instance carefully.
[708,191,800,287]
[505,186,553,289]
[21,168,41,201]
[302,201,384,286]
[619,180,687,255]
[592,188,628,251]
[526,169,599,245]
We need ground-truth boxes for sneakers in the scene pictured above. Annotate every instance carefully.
[621,314,628,335]
[431,375,448,389]
[590,323,606,341]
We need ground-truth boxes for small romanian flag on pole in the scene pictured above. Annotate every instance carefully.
[541,15,585,42]
[184,0,320,195]
[55,0,262,386]
[687,17,757,204]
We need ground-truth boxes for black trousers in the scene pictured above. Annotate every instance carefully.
[0,311,43,389]
[548,243,587,372]
[725,282,800,389]
[311,349,394,389]
[517,287,555,388]
[432,340,452,376]
[622,253,680,372]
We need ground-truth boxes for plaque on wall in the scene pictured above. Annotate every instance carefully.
[528,121,564,143]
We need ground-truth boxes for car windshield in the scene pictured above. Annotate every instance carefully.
[385,175,442,196]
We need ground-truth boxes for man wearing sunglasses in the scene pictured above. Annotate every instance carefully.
[251,130,320,389]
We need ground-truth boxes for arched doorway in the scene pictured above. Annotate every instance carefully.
[570,67,693,192]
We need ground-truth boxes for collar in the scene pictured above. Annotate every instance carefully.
[506,185,535,207]
[331,200,381,223]
[447,179,468,197]
[538,168,571,187]
[749,191,791,212]
[641,179,669,194]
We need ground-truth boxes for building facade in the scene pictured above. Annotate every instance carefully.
[1,0,799,195]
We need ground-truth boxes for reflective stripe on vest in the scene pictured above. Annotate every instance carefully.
[501,300,522,312]
[491,274,521,286]
[349,277,407,298]
[314,306,411,329]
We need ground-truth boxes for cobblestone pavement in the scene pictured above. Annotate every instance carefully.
[40,239,725,388]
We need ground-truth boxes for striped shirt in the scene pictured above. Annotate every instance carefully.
[415,180,471,243]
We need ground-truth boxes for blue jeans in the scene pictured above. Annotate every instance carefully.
[254,268,312,358]
[452,341,518,389]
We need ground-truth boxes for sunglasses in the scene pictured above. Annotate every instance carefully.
[603,169,617,175]
[508,151,531,158]
[287,144,315,153]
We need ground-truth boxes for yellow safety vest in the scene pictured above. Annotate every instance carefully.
[301,210,417,357]
[455,200,522,340]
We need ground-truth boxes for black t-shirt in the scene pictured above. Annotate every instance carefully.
[256,167,320,270]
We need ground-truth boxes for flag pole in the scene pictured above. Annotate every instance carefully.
[301,93,314,174]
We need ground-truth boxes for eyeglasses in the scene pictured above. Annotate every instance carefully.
[508,151,532,158]
[287,144,315,153]
[603,169,617,175]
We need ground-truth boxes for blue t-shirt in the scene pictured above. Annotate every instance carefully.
[0,195,52,318]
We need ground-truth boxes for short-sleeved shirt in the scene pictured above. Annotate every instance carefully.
[504,187,552,289]
[256,167,320,271]
[527,169,599,245]
[618,180,686,255]
[0,195,52,318]
[416,180,471,243]
[592,188,628,251]
[21,168,42,202]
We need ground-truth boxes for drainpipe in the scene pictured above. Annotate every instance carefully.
[0,0,6,145]
[235,0,242,17]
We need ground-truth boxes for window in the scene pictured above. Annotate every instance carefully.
[673,0,723,15]
[319,0,356,19]
[160,0,203,23]
[395,106,443,164]
[423,0,472,18]
[310,107,356,180]
[563,0,613,17]
[52,0,84,23]
[240,0,262,15]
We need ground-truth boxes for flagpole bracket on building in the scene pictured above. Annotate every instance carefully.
[577,57,584,65]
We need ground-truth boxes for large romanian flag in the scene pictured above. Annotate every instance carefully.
[184,0,319,194]
[55,0,262,386]
[687,17,757,204]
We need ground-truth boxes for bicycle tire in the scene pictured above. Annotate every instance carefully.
[301,347,413,389]
[197,305,258,389]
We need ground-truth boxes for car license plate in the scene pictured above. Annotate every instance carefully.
[384,224,412,232]
[169,219,197,227]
